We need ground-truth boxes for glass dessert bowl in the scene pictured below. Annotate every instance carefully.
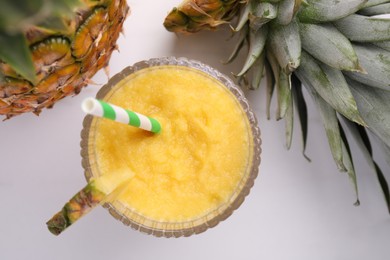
[80,57,261,237]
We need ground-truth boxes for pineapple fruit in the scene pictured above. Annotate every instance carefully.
[164,0,390,211]
[0,0,129,119]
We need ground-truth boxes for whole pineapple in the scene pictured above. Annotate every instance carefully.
[0,0,129,119]
[164,0,390,211]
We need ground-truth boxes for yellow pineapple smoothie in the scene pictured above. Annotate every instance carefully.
[83,58,260,236]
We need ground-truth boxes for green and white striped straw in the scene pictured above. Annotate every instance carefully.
[82,98,161,133]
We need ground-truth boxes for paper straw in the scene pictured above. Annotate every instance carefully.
[82,98,161,133]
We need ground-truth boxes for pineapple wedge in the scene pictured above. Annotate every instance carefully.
[47,171,133,236]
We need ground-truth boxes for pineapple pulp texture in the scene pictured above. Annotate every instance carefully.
[93,66,252,222]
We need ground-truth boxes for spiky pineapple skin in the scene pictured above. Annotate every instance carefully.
[46,180,106,236]
[0,0,129,119]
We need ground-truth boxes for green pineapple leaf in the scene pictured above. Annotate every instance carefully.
[298,72,346,171]
[49,0,83,16]
[0,32,36,84]
[297,0,367,23]
[36,16,73,35]
[275,0,297,25]
[297,51,366,126]
[359,3,390,15]
[299,22,361,72]
[344,43,390,90]
[373,162,390,213]
[237,25,268,76]
[233,1,250,32]
[341,117,390,214]
[0,0,82,33]
[224,25,248,64]
[382,143,390,168]
[284,87,294,149]
[373,41,390,51]
[291,73,310,161]
[269,19,301,73]
[297,69,360,201]
[0,0,43,32]
[334,14,390,42]
[264,60,275,120]
[339,121,360,206]
[249,1,277,31]
[363,0,390,8]
[250,51,266,90]
[0,69,5,80]
[380,142,390,169]
[276,70,292,120]
[347,78,390,148]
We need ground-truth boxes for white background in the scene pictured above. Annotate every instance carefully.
[1,1,390,259]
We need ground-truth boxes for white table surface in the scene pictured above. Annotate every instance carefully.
[1,1,390,259]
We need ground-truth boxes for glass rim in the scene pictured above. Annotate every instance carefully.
[80,57,262,237]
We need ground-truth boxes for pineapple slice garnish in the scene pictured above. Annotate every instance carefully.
[46,171,134,236]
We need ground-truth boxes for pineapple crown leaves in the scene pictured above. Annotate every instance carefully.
[0,0,83,84]
[164,0,390,212]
